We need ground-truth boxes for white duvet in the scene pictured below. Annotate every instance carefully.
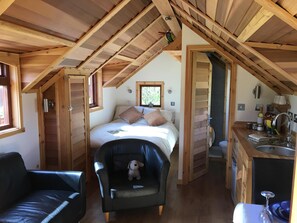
[90,118,179,159]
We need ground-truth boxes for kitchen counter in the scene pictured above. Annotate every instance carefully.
[231,122,295,204]
[232,125,294,160]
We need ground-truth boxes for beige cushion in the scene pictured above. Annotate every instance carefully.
[144,110,167,126]
[119,107,143,124]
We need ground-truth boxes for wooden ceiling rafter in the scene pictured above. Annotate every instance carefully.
[90,15,163,75]
[205,0,218,33]
[246,42,297,51]
[182,17,290,93]
[20,47,69,58]
[237,7,274,42]
[181,19,280,92]
[78,2,155,69]
[255,0,297,31]
[175,9,293,93]
[0,20,76,47]
[22,0,132,92]
[114,54,135,62]
[103,37,166,87]
[116,49,163,88]
[172,0,297,87]
[0,0,14,15]
[151,0,181,36]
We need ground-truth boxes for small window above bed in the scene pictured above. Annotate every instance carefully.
[136,81,164,109]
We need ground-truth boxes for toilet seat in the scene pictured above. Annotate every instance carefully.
[208,126,215,148]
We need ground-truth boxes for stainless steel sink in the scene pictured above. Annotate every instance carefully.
[256,145,295,157]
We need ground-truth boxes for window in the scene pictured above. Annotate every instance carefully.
[88,71,103,112]
[88,74,97,108]
[0,54,23,138]
[0,63,12,130]
[136,81,164,108]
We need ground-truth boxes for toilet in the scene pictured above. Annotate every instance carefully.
[219,140,228,159]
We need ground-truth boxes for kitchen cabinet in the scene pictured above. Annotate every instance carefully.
[231,124,294,205]
[232,132,252,204]
[38,69,90,178]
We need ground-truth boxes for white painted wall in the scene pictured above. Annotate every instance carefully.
[0,93,39,169]
[90,87,117,129]
[235,66,277,122]
[116,52,181,128]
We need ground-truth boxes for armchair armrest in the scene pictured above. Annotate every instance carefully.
[94,150,110,199]
[28,170,85,195]
[146,147,170,188]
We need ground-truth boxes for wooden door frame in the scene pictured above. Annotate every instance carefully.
[182,45,237,187]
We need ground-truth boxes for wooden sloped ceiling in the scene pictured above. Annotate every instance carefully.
[0,0,181,91]
[171,0,297,94]
[1,0,297,94]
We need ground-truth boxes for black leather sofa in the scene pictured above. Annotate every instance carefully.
[94,139,170,222]
[0,152,86,223]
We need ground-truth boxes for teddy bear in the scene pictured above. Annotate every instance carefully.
[127,160,144,181]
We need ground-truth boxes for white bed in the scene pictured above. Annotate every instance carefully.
[90,106,179,159]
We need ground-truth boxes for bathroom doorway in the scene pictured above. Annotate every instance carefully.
[207,52,230,159]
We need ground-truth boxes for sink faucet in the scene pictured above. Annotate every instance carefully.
[272,112,293,147]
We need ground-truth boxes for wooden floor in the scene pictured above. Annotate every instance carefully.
[81,148,234,223]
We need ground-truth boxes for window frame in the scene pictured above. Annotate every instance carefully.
[89,73,98,108]
[0,63,13,130]
[89,70,103,112]
[0,52,24,139]
[136,81,164,109]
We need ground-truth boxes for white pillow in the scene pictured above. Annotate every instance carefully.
[143,107,173,122]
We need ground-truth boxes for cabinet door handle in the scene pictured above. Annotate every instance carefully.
[68,106,73,111]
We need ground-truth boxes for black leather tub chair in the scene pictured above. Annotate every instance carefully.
[94,139,170,222]
[0,152,86,223]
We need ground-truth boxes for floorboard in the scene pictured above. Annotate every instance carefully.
[81,148,234,223]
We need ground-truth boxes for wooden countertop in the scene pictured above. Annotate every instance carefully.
[232,126,294,160]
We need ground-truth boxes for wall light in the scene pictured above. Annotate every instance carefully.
[127,88,132,93]
[253,85,261,99]
[167,88,172,94]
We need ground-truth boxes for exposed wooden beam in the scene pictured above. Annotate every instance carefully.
[78,3,154,69]
[114,54,134,62]
[179,16,292,94]
[0,51,19,66]
[22,0,131,92]
[40,68,64,93]
[205,0,218,32]
[0,20,75,47]
[91,16,162,75]
[183,19,280,92]
[172,0,297,88]
[237,7,273,42]
[0,0,14,15]
[116,50,162,88]
[104,37,166,87]
[246,42,297,51]
[163,31,182,51]
[255,0,297,31]
[20,47,69,58]
[151,0,181,36]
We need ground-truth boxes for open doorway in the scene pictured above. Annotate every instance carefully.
[181,45,236,184]
[207,52,230,160]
